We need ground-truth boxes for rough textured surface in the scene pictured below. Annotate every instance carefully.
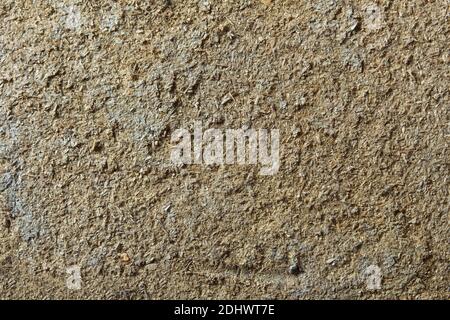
[0,0,448,299]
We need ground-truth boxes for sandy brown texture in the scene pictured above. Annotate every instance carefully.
[0,0,449,299]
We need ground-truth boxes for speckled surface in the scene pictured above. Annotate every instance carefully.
[0,0,448,299]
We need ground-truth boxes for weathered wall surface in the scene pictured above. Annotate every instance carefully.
[0,0,448,299]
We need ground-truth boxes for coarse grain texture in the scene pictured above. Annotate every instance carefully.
[0,0,448,299]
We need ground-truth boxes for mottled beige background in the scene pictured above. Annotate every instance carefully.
[0,0,448,299]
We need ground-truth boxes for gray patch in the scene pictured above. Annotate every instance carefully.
[16,211,40,242]
[0,172,13,192]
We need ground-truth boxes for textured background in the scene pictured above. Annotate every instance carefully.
[0,0,448,299]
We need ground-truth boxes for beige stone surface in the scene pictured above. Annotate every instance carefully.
[0,0,448,299]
